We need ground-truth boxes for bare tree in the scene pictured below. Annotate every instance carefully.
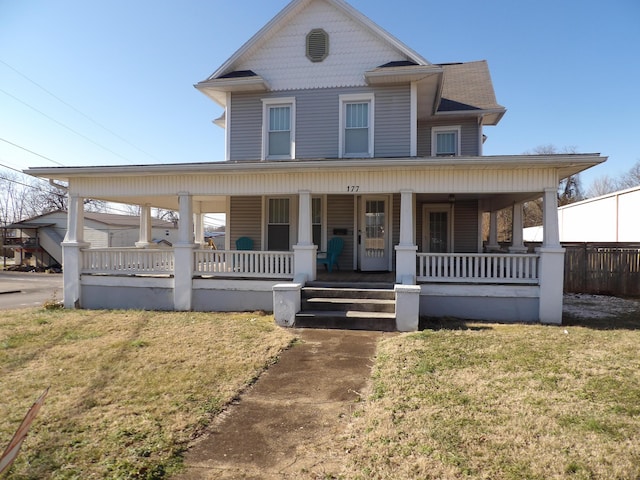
[585,174,619,198]
[524,144,583,205]
[618,159,640,189]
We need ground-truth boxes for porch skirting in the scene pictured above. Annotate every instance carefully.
[419,284,539,323]
[80,276,279,312]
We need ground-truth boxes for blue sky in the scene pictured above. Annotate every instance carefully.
[1,0,638,189]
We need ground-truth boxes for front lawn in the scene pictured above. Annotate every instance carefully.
[341,312,640,479]
[0,309,294,479]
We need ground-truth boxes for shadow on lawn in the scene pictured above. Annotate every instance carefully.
[563,311,640,330]
[418,317,494,331]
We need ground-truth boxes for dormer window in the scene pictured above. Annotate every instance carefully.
[432,126,461,156]
[306,29,329,62]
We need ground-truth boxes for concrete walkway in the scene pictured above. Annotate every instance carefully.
[174,328,385,479]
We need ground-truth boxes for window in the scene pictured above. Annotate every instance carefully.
[312,197,322,247]
[262,98,295,160]
[268,198,290,250]
[339,93,374,158]
[431,126,461,157]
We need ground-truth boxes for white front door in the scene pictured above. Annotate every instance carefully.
[359,196,389,271]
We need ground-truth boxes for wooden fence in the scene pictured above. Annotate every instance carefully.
[563,243,640,296]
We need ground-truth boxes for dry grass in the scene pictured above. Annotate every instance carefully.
[341,315,640,479]
[0,308,294,479]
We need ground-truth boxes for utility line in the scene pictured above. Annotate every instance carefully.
[0,137,66,167]
[0,59,162,163]
[0,87,137,165]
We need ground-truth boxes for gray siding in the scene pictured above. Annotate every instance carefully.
[453,200,479,252]
[229,96,262,161]
[229,85,411,161]
[229,196,262,250]
[326,195,354,270]
[417,118,480,157]
[374,87,411,158]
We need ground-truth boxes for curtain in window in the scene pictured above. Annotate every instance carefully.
[268,106,291,156]
[344,102,369,155]
[436,132,457,156]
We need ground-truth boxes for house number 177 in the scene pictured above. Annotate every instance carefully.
[347,186,360,192]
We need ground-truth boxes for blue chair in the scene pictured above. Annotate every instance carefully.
[235,237,254,250]
[317,237,344,272]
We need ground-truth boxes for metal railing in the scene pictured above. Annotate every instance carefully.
[417,253,539,284]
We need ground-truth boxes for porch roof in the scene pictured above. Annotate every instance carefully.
[26,154,605,183]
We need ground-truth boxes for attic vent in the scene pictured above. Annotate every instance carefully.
[306,29,329,62]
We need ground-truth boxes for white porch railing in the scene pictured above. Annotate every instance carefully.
[417,253,539,284]
[81,248,175,275]
[194,249,294,278]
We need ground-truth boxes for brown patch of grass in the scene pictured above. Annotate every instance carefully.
[341,322,640,479]
[0,309,294,479]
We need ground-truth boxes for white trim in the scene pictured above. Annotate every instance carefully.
[225,93,231,161]
[410,82,417,157]
[261,97,296,160]
[338,93,375,159]
[431,125,462,157]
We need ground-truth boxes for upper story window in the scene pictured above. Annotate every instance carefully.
[262,97,296,160]
[339,93,374,158]
[432,126,461,157]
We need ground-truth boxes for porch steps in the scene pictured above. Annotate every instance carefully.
[296,283,396,331]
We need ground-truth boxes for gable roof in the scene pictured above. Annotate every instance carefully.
[208,0,429,81]
[6,210,177,229]
[195,0,432,106]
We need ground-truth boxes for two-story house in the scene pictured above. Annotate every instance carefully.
[27,0,605,329]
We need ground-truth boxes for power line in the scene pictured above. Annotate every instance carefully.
[0,87,139,165]
[0,58,163,163]
[0,137,65,166]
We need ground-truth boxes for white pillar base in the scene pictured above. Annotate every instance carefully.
[273,282,302,327]
[537,246,566,325]
[395,244,417,284]
[395,284,421,331]
[293,244,317,282]
[173,244,196,311]
[62,242,90,309]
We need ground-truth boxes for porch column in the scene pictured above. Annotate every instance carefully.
[194,212,205,248]
[395,190,417,284]
[62,194,89,308]
[537,187,565,324]
[174,192,195,311]
[293,190,317,282]
[135,204,154,248]
[485,210,500,252]
[509,202,528,253]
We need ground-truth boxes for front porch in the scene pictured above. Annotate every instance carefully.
[26,155,604,330]
[69,243,557,330]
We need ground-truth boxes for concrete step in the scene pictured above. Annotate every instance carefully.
[301,296,396,313]
[294,310,396,332]
[302,286,395,300]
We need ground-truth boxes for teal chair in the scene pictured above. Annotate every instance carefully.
[235,237,254,250]
[317,237,344,272]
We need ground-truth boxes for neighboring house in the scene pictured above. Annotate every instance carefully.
[26,0,605,328]
[4,211,178,268]
[524,185,640,243]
